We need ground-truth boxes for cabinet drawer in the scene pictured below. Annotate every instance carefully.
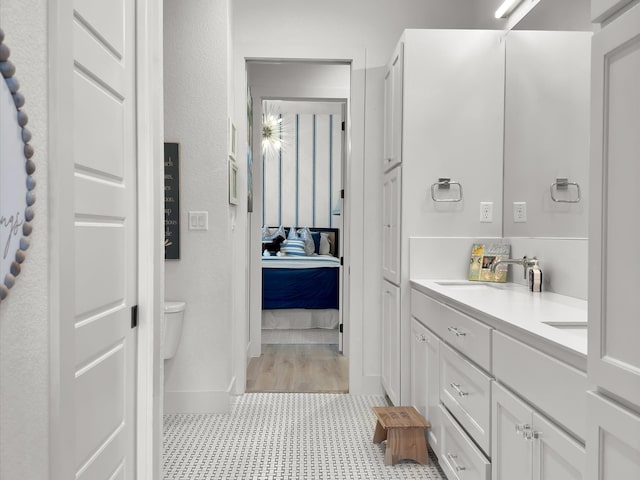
[412,290,492,371]
[439,404,491,480]
[440,342,492,455]
[493,331,587,441]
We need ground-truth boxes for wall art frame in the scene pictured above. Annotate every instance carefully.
[0,27,36,303]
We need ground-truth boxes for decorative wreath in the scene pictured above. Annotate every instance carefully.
[0,27,36,302]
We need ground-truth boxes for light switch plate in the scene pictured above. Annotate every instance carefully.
[188,211,209,230]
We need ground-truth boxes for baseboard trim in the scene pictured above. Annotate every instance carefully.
[164,390,231,414]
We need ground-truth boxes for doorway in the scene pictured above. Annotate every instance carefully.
[246,61,351,393]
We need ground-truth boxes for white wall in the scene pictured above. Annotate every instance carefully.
[0,1,50,478]
[163,0,235,413]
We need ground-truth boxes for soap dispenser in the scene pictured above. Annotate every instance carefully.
[528,260,543,292]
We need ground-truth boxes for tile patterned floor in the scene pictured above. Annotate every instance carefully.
[163,393,447,480]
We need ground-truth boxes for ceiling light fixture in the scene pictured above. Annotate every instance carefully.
[494,0,523,18]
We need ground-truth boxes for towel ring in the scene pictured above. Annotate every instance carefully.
[550,178,581,203]
[431,178,463,203]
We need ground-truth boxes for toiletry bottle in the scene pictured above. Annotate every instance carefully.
[528,265,542,292]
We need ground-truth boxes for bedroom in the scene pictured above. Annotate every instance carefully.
[246,71,350,392]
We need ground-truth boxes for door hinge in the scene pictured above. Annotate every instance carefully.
[131,305,138,329]
[341,121,345,131]
[339,324,343,333]
[341,189,344,199]
[340,256,344,266]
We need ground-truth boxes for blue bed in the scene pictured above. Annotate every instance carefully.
[262,266,339,309]
[261,227,340,313]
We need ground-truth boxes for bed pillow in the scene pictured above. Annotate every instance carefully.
[280,238,306,256]
[263,225,285,242]
[297,227,315,256]
[287,227,299,240]
[261,226,272,241]
[311,232,321,254]
[319,232,331,255]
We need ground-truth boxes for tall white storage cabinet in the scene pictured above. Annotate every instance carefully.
[381,30,504,405]
[588,2,640,478]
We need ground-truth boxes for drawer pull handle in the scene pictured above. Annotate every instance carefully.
[447,453,466,472]
[447,326,466,337]
[515,424,531,438]
[450,383,469,397]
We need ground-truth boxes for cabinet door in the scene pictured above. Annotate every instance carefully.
[410,319,440,449]
[382,280,400,405]
[383,66,392,166]
[382,166,401,285]
[383,42,403,172]
[589,3,640,409]
[492,382,533,480]
[532,413,585,480]
[586,392,640,480]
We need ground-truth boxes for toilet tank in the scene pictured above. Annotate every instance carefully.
[163,301,186,359]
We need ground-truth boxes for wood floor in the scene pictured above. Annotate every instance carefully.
[246,344,348,393]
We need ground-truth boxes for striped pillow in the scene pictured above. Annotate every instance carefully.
[280,239,306,256]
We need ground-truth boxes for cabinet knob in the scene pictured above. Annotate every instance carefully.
[415,334,427,343]
[515,424,531,438]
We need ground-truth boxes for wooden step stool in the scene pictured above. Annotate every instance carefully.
[372,406,431,465]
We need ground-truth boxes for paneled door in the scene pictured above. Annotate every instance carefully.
[588,2,640,408]
[73,1,138,479]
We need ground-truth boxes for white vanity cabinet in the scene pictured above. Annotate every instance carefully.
[382,280,401,405]
[410,318,440,450]
[588,3,640,477]
[411,282,589,480]
[492,381,586,480]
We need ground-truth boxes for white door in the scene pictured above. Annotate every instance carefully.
[382,166,401,285]
[588,2,640,408]
[383,42,403,172]
[586,392,640,480]
[492,382,533,480]
[73,1,138,479]
[410,319,440,450]
[381,280,400,405]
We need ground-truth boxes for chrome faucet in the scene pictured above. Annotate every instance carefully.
[490,256,539,279]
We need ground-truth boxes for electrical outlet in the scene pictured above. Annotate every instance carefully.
[480,202,493,223]
[513,202,527,223]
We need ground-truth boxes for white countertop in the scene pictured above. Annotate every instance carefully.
[410,279,588,370]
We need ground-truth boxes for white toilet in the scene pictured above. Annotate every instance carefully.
[163,301,186,359]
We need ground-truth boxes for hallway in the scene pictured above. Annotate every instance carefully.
[163,393,445,479]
